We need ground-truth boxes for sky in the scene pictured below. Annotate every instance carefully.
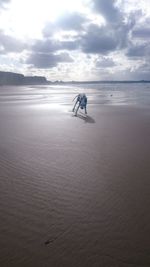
[0,0,150,81]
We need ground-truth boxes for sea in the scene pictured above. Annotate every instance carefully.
[0,82,150,107]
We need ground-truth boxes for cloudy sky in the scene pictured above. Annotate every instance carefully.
[0,0,150,81]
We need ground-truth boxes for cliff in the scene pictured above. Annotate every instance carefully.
[0,71,49,85]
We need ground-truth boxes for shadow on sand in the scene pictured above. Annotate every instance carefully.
[75,113,95,123]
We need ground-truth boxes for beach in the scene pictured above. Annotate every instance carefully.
[0,84,150,267]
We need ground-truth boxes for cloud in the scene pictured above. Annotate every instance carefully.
[26,52,73,68]
[95,57,116,68]
[60,40,80,50]
[79,24,118,54]
[41,4,141,58]
[126,43,149,58]
[42,22,58,38]
[55,12,88,31]
[77,1,138,55]
[132,27,150,39]
[0,0,10,9]
[127,63,150,80]
[43,12,88,37]
[31,38,80,54]
[88,1,144,53]
[32,8,138,59]
[130,15,150,39]
[92,0,123,24]
[0,0,149,80]
[32,39,60,53]
[0,31,26,54]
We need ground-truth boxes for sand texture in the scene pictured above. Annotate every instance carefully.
[0,85,150,267]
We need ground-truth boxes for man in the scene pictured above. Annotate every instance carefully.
[72,93,87,116]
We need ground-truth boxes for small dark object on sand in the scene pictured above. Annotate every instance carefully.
[44,240,50,245]
[44,238,56,245]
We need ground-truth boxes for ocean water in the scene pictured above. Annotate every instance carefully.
[0,82,150,107]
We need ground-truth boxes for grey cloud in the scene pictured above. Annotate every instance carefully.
[39,20,129,57]
[79,11,142,55]
[80,24,118,54]
[92,0,123,24]
[43,12,88,37]
[128,63,150,80]
[118,11,143,46]
[127,10,143,28]
[31,38,79,54]
[56,12,88,31]
[95,57,116,68]
[132,16,150,39]
[78,5,140,55]
[138,62,150,72]
[60,40,79,50]
[126,43,149,58]
[132,28,150,39]
[41,3,141,58]
[32,39,60,53]
[0,31,26,54]
[42,22,57,38]
[26,52,73,68]
[89,1,143,53]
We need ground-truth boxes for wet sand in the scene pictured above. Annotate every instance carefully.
[0,86,150,267]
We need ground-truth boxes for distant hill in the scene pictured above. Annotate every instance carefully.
[66,80,150,84]
[0,71,49,85]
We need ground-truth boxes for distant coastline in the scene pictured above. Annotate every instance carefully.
[0,71,150,86]
[0,71,49,86]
